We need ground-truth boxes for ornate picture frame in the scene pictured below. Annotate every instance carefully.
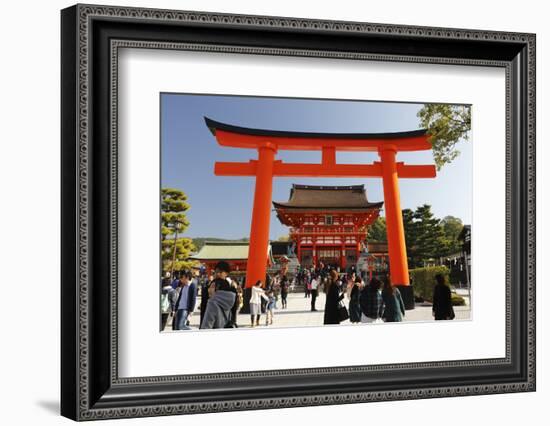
[61,4,535,420]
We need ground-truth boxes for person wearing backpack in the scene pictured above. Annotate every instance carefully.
[381,276,405,322]
[360,277,385,323]
[200,261,237,329]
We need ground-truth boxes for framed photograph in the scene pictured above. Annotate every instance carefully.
[61,4,536,421]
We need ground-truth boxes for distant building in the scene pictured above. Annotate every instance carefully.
[191,241,273,276]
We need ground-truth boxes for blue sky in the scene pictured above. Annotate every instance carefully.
[161,93,472,240]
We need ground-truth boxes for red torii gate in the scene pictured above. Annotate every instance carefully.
[205,117,436,289]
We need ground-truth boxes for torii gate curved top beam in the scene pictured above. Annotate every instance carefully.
[204,117,436,289]
[205,117,431,151]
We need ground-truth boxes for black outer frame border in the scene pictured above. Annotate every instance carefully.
[60,3,536,421]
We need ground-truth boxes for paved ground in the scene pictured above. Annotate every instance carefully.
[163,288,471,332]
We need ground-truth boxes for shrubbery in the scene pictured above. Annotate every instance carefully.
[409,266,450,302]
[451,293,466,306]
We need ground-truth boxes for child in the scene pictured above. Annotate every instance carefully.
[265,290,276,326]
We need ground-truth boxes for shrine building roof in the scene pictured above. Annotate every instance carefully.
[191,241,273,261]
[273,184,383,212]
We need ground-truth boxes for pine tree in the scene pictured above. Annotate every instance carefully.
[401,205,448,268]
[161,188,196,275]
[367,217,387,241]
[413,204,447,266]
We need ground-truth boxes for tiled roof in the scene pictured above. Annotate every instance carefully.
[191,241,271,260]
[273,184,383,211]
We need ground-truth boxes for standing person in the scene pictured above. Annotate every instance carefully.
[381,276,405,322]
[280,274,289,309]
[235,281,244,312]
[432,273,455,320]
[310,274,319,311]
[172,271,197,331]
[265,290,276,326]
[229,279,242,328]
[323,270,345,325]
[161,271,172,287]
[305,275,311,298]
[264,274,273,310]
[199,273,214,327]
[249,280,269,327]
[200,261,237,329]
[348,277,363,324]
[359,277,384,323]
[304,271,311,298]
[160,279,175,331]
[170,272,180,289]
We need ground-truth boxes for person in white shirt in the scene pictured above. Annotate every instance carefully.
[310,275,319,311]
[249,280,269,327]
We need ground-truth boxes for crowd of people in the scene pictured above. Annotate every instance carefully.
[160,261,456,331]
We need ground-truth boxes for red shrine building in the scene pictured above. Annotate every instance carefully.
[274,184,383,270]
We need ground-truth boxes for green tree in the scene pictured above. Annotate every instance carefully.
[440,215,464,255]
[417,104,471,170]
[161,188,196,275]
[401,205,447,268]
[413,204,447,266]
[367,217,387,241]
[402,208,420,267]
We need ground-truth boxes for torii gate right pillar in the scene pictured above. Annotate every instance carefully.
[379,146,410,288]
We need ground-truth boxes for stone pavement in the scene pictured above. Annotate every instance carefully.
[163,288,471,332]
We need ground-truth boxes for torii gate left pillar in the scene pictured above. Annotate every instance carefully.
[246,143,276,288]
[380,145,410,285]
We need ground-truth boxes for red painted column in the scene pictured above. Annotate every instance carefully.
[379,146,410,285]
[245,143,276,288]
[340,242,345,270]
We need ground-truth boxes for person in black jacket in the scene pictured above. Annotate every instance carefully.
[348,277,363,323]
[280,274,289,309]
[323,270,344,325]
[432,274,455,320]
[199,273,214,326]
[359,277,384,323]
[172,271,197,330]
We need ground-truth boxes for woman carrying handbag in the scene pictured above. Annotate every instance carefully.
[323,270,346,325]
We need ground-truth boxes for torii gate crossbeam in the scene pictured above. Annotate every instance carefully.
[204,117,436,291]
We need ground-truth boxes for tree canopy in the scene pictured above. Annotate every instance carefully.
[417,104,471,170]
[367,217,387,241]
[403,204,448,268]
[161,188,196,274]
